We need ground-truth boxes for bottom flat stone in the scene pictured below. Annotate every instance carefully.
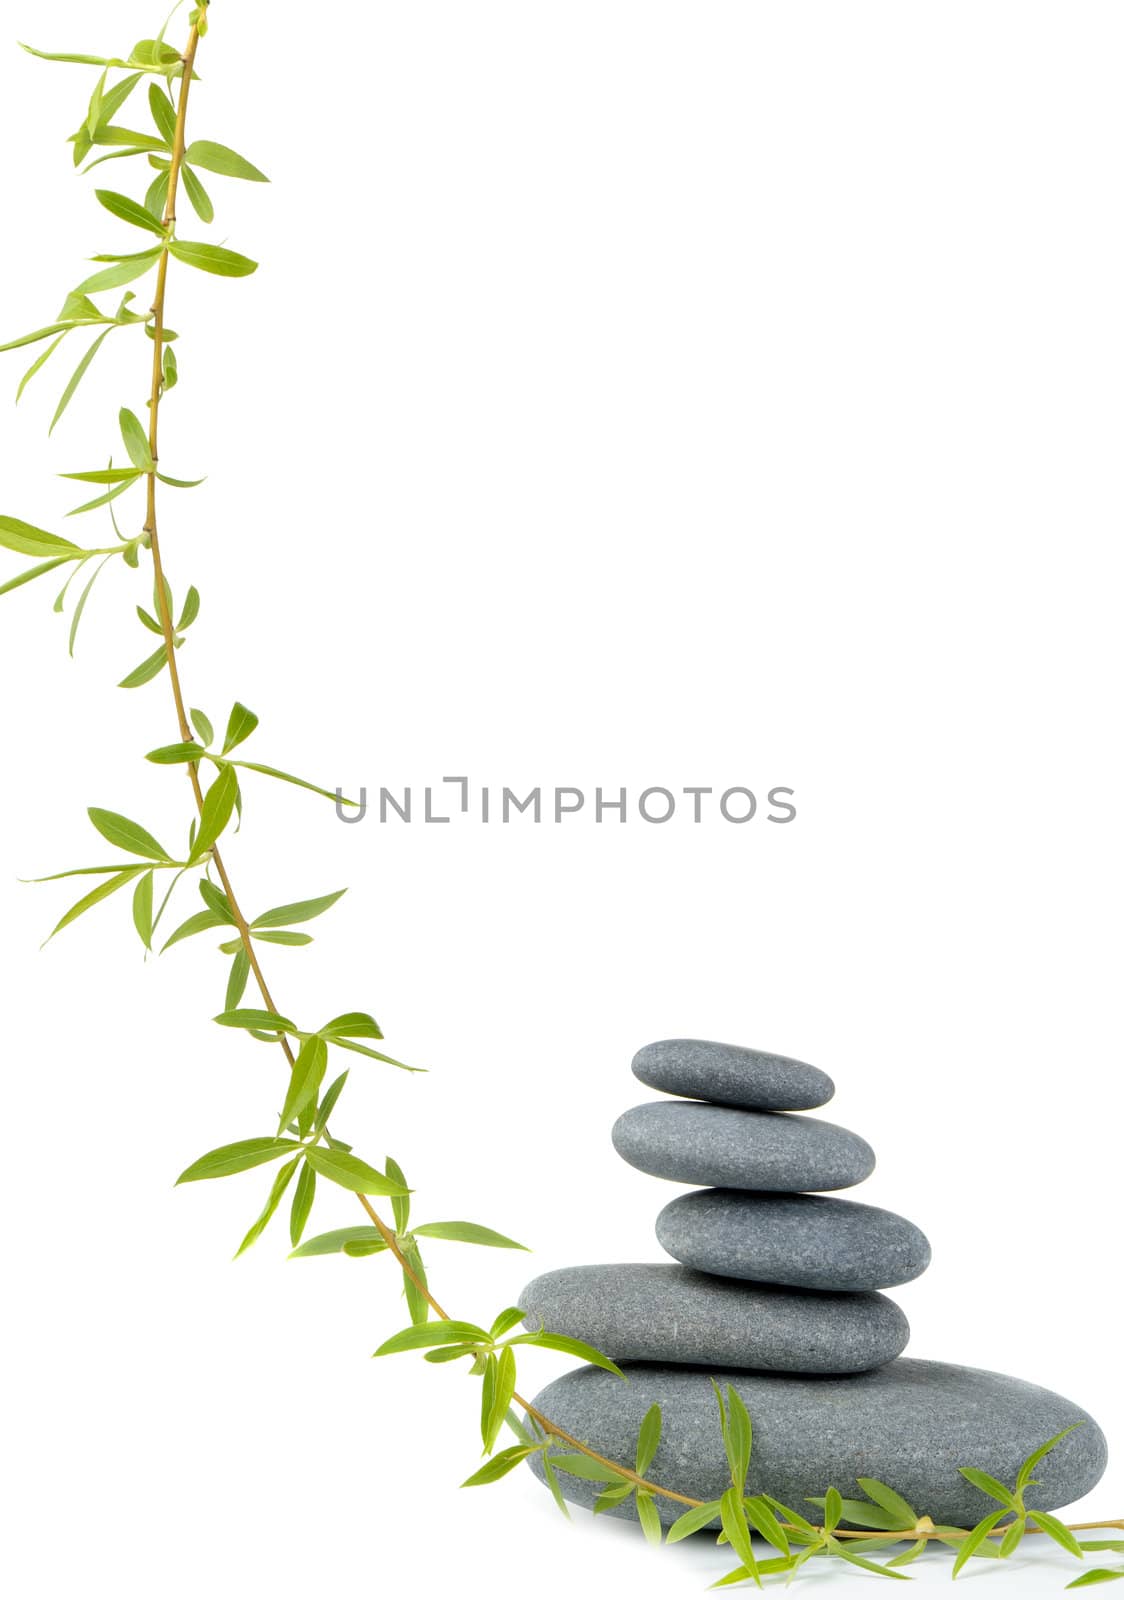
[525,1359,1106,1528]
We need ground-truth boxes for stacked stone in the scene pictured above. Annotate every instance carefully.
[521,1040,1105,1528]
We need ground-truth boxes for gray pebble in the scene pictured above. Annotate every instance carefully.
[519,1263,908,1373]
[656,1189,932,1291]
[526,1359,1107,1528]
[611,1102,875,1191]
[632,1039,834,1111]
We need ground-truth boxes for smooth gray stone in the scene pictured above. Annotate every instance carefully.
[611,1102,875,1191]
[632,1039,834,1111]
[657,1189,931,1291]
[519,1263,908,1373]
[526,1360,1107,1528]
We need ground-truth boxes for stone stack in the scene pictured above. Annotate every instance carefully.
[521,1039,1106,1528]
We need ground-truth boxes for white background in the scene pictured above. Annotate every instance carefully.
[1,3,1121,1596]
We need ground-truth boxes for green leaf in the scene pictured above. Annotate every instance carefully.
[95,72,144,131]
[999,1516,1026,1558]
[20,45,126,66]
[119,406,154,471]
[146,742,199,764]
[60,467,141,484]
[289,1161,315,1246]
[221,701,259,753]
[197,880,235,924]
[177,586,200,629]
[190,764,238,860]
[886,1539,927,1568]
[1017,1426,1082,1493]
[88,807,168,859]
[161,908,227,951]
[958,1467,1018,1510]
[96,188,167,236]
[719,1487,758,1584]
[374,1320,489,1357]
[231,760,339,804]
[636,1493,662,1546]
[808,1497,908,1533]
[252,890,346,930]
[1069,1572,1124,1589]
[278,1035,328,1131]
[118,645,167,688]
[855,1479,918,1529]
[412,1221,529,1250]
[0,516,81,559]
[180,165,214,224]
[147,81,177,145]
[483,1346,517,1455]
[190,708,214,746]
[90,124,169,152]
[46,866,144,942]
[461,1445,536,1488]
[401,1242,430,1326]
[667,1500,723,1543]
[57,291,102,323]
[162,345,178,389]
[74,252,162,295]
[744,1496,790,1556]
[0,322,74,353]
[304,1146,406,1197]
[225,947,250,1010]
[145,156,167,214]
[592,1481,635,1514]
[289,1226,387,1260]
[1031,1510,1085,1559]
[828,1542,910,1579]
[168,239,258,277]
[129,39,181,68]
[952,1510,1007,1578]
[724,1385,752,1491]
[184,140,269,182]
[213,1008,295,1033]
[176,1137,302,1184]
[0,557,73,599]
[49,329,114,435]
[762,1495,820,1540]
[504,1332,623,1378]
[540,1453,570,1518]
[823,1487,843,1534]
[132,869,154,949]
[328,1040,420,1071]
[490,1306,525,1340]
[67,558,110,655]
[317,1007,381,1038]
[313,1071,349,1133]
[545,1454,628,1485]
[156,472,205,489]
[86,68,108,137]
[384,1155,409,1232]
[634,1403,662,1477]
[235,1156,300,1257]
[254,930,313,946]
[16,331,67,402]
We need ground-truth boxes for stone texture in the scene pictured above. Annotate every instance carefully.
[526,1359,1107,1528]
[632,1039,834,1112]
[611,1102,875,1191]
[656,1188,931,1291]
[519,1263,908,1373]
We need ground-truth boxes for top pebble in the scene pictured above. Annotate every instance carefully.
[632,1039,834,1112]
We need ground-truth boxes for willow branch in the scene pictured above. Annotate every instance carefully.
[137,14,1121,1552]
